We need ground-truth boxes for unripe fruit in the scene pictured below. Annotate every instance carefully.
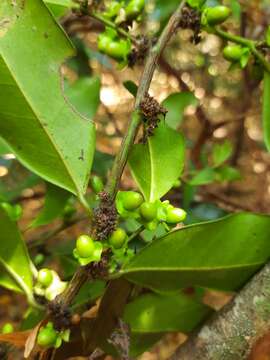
[139,202,157,222]
[98,34,112,53]
[104,1,122,19]
[166,208,187,224]
[37,269,53,288]
[125,0,145,20]
[2,323,14,334]
[122,191,143,211]
[76,235,95,258]
[34,253,45,266]
[107,40,131,60]
[205,6,231,26]
[223,45,243,62]
[108,228,127,249]
[90,175,104,194]
[37,326,57,347]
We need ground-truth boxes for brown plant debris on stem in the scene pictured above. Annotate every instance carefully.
[170,262,270,360]
[93,191,117,241]
[140,94,167,141]
[178,5,201,44]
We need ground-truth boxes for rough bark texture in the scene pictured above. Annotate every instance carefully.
[170,263,270,360]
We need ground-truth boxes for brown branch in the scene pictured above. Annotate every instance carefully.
[170,262,270,360]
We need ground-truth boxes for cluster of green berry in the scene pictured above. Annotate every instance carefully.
[116,191,187,231]
[199,5,251,68]
[97,0,145,64]
[34,268,67,301]
[103,0,145,24]
[37,322,70,349]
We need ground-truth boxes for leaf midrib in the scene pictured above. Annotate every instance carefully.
[120,261,264,275]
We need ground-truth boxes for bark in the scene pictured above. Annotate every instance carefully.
[170,263,270,360]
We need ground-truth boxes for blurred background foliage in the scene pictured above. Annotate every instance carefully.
[0,0,270,358]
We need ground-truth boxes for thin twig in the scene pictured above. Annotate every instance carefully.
[106,1,187,198]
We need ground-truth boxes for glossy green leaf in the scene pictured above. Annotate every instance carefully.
[31,183,70,228]
[266,26,270,46]
[0,137,10,156]
[120,213,270,292]
[45,0,78,18]
[128,121,185,201]
[0,0,95,196]
[212,140,233,167]
[124,293,211,333]
[0,207,33,293]
[65,77,101,119]
[263,71,270,152]
[162,92,197,129]
[129,333,163,358]
[189,167,216,186]
[215,165,241,182]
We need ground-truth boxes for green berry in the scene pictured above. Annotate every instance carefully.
[121,191,143,211]
[2,323,14,334]
[166,208,187,224]
[37,269,53,288]
[90,175,104,194]
[125,0,145,20]
[76,235,95,258]
[37,326,57,347]
[104,1,123,19]
[108,228,127,249]
[34,253,45,266]
[140,202,157,222]
[223,45,244,62]
[204,6,231,26]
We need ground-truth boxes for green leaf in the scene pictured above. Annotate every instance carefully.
[129,333,163,358]
[212,140,233,167]
[0,207,33,293]
[266,26,270,47]
[162,92,198,129]
[189,167,216,186]
[65,77,101,119]
[120,213,270,292]
[45,0,79,18]
[123,80,138,97]
[124,293,211,333]
[128,121,185,201]
[215,165,241,182]
[31,183,70,228]
[0,137,10,156]
[263,71,270,152]
[0,0,95,196]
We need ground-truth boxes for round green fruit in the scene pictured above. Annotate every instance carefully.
[121,191,143,211]
[98,34,113,53]
[223,45,243,62]
[139,202,157,222]
[104,1,122,19]
[107,39,131,60]
[34,253,45,266]
[76,235,95,258]
[108,228,127,249]
[37,269,53,288]
[205,6,231,26]
[37,326,57,347]
[125,0,145,20]
[166,208,187,224]
[2,323,14,334]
